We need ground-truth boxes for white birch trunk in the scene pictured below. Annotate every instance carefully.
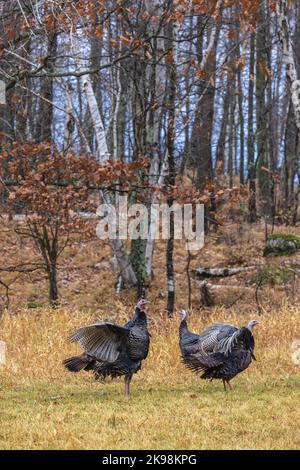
[73,36,109,162]
[199,0,223,71]
[81,75,109,162]
[112,64,121,161]
[145,149,161,278]
[74,36,137,287]
[145,146,169,278]
[276,0,300,132]
[144,0,168,278]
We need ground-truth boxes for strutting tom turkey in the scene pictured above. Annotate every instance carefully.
[63,299,150,396]
[179,310,258,390]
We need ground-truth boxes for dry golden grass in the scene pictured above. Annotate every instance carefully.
[0,304,299,449]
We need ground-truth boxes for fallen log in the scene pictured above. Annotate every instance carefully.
[199,281,252,307]
[194,266,257,279]
[200,281,253,290]
[194,263,300,279]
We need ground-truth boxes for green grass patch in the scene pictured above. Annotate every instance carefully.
[0,375,299,450]
[253,265,296,286]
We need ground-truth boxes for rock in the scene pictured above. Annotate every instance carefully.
[94,261,110,270]
[263,233,300,257]
[94,257,118,271]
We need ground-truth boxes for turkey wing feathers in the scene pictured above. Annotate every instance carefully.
[70,322,129,362]
[198,323,240,356]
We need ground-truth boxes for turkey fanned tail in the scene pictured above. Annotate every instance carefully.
[63,353,95,372]
[181,352,225,374]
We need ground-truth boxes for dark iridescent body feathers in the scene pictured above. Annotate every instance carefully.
[179,314,257,386]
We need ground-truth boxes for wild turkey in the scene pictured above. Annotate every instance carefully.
[179,310,258,390]
[63,299,150,396]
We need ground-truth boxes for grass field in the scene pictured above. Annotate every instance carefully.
[0,305,299,449]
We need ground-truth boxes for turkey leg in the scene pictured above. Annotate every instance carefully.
[226,380,233,391]
[223,379,233,391]
[124,375,132,397]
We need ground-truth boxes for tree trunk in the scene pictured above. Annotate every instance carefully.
[228,89,235,188]
[247,33,257,223]
[191,14,220,190]
[237,67,245,185]
[48,264,58,305]
[34,31,57,143]
[256,0,271,218]
[63,83,74,151]
[165,17,177,315]
[215,78,230,175]
[283,101,297,223]
[144,0,167,280]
